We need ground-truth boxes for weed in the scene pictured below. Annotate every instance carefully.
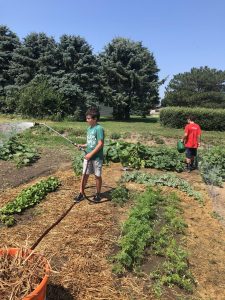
[110,132,121,140]
[111,185,129,206]
[154,137,165,144]
[211,211,224,221]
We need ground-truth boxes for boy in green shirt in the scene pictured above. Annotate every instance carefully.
[75,107,104,203]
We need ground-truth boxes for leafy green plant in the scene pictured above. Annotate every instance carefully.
[0,176,60,226]
[113,188,160,272]
[154,136,165,144]
[0,214,15,227]
[72,152,84,176]
[113,189,196,295]
[0,136,39,167]
[104,141,185,171]
[121,171,202,203]
[199,146,225,187]
[111,185,129,206]
[110,132,121,140]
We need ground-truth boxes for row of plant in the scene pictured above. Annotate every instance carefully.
[121,171,202,203]
[112,188,195,297]
[103,141,185,171]
[199,146,225,187]
[0,136,39,167]
[72,139,225,190]
[0,176,60,226]
[160,106,225,131]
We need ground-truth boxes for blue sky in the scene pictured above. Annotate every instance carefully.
[1,0,225,98]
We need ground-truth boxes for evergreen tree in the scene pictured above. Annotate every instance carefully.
[57,35,102,116]
[9,32,58,86]
[0,25,20,96]
[162,66,225,108]
[99,38,160,119]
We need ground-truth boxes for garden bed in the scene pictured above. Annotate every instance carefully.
[0,161,225,299]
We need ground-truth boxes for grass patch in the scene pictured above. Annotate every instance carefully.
[1,114,225,147]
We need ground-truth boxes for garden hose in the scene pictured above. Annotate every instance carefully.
[30,161,90,250]
[30,123,103,250]
[33,122,83,150]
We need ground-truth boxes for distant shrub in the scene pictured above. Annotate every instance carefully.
[160,107,225,131]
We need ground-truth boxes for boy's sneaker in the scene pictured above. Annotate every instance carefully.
[93,193,101,203]
[74,193,84,202]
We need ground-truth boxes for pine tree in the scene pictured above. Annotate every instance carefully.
[99,38,160,119]
[9,32,58,86]
[162,67,225,108]
[0,25,20,95]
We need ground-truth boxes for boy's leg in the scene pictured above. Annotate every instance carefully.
[190,149,197,170]
[185,148,192,172]
[80,174,89,194]
[93,159,103,201]
[95,175,102,194]
[75,159,91,202]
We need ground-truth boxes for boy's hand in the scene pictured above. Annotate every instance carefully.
[77,144,85,149]
[85,153,92,160]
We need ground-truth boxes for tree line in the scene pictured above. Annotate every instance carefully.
[1,25,224,121]
[0,25,160,120]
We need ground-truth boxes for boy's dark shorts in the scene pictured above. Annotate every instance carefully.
[185,147,197,158]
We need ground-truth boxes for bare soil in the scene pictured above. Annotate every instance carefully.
[0,148,72,190]
[0,151,225,299]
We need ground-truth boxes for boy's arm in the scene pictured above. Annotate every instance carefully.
[197,126,201,147]
[85,140,104,160]
[182,132,188,143]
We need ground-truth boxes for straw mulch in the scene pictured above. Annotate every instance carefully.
[0,247,47,300]
[0,164,154,300]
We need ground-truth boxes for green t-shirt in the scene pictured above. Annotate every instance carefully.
[86,124,104,160]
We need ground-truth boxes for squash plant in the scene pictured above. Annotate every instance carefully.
[104,141,184,172]
[0,136,39,167]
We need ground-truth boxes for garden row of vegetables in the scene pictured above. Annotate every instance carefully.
[73,140,225,187]
[1,135,225,187]
[0,177,59,226]
[111,185,196,297]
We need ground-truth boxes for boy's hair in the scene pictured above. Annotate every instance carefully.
[187,115,196,122]
[86,107,100,120]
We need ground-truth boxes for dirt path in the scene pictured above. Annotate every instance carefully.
[0,148,72,190]
[0,162,225,299]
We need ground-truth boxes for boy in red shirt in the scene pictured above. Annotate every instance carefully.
[182,116,201,172]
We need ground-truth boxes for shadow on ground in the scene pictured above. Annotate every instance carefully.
[47,283,74,300]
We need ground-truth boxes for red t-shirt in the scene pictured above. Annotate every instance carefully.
[184,123,201,148]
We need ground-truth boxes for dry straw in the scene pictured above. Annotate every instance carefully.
[0,246,47,300]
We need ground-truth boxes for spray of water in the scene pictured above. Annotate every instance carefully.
[0,122,35,146]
